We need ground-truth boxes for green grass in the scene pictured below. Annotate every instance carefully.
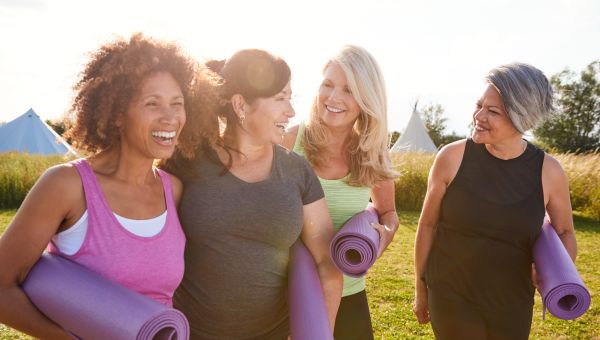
[1,210,598,339]
[367,211,599,339]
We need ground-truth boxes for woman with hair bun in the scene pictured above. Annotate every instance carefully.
[282,45,399,340]
[0,33,215,338]
[413,62,577,339]
[166,49,342,339]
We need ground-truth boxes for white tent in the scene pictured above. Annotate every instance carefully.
[390,107,438,153]
[0,108,77,156]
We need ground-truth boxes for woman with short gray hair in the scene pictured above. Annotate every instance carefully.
[413,63,577,339]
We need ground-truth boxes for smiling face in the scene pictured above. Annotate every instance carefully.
[317,62,361,130]
[471,84,521,144]
[243,81,295,145]
[120,71,186,160]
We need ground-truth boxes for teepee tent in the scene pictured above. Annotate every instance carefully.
[0,108,76,156]
[390,106,438,153]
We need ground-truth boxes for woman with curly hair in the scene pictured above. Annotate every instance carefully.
[282,45,399,340]
[0,33,216,338]
[164,49,342,339]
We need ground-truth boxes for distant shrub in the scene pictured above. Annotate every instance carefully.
[391,152,434,212]
[0,153,70,208]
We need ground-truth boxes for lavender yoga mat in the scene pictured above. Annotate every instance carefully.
[330,205,380,277]
[533,222,591,320]
[288,241,333,340]
[22,253,189,340]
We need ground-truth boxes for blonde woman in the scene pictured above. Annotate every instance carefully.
[283,45,398,339]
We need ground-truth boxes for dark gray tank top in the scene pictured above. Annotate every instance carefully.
[426,139,545,309]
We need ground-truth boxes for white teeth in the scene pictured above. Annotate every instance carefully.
[275,122,288,129]
[152,131,176,138]
[326,105,344,113]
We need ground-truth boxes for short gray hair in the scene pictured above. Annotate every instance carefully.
[486,62,555,133]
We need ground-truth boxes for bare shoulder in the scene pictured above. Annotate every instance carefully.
[282,124,300,150]
[431,139,467,184]
[542,153,566,177]
[37,163,83,194]
[542,153,568,195]
[435,139,467,168]
[12,162,84,233]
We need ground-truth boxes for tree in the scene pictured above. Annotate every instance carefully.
[420,103,446,147]
[533,60,600,153]
[46,117,73,144]
[419,102,465,147]
[46,119,66,136]
[389,131,400,148]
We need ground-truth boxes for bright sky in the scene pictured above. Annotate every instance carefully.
[1,0,599,136]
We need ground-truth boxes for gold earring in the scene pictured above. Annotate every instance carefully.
[239,114,245,126]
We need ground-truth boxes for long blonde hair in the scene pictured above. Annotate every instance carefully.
[303,45,397,187]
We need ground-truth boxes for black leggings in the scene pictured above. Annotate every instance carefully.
[428,291,532,340]
[334,290,374,340]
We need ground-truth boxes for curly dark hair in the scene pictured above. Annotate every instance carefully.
[65,33,219,158]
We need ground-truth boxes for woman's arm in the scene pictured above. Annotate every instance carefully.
[413,141,464,324]
[542,155,577,261]
[300,198,343,331]
[0,165,82,339]
[371,179,399,257]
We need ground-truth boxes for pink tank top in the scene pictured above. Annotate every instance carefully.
[48,159,186,306]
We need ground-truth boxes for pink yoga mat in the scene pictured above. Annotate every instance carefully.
[288,241,333,340]
[533,222,591,320]
[330,205,380,277]
[22,253,189,340]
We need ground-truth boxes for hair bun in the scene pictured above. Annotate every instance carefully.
[206,59,226,74]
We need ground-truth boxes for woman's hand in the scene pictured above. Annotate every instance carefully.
[413,283,430,324]
[371,222,395,258]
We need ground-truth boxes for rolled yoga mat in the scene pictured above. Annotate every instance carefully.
[21,253,189,340]
[533,222,591,320]
[330,205,380,277]
[288,241,333,340]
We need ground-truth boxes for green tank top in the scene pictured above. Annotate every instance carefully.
[292,123,372,296]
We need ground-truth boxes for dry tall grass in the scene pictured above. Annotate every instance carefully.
[555,153,600,220]
[391,151,600,220]
[0,153,71,208]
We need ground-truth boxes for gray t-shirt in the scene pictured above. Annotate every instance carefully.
[175,145,324,339]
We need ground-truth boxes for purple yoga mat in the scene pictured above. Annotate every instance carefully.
[22,253,189,340]
[288,241,333,340]
[533,222,591,320]
[330,205,380,277]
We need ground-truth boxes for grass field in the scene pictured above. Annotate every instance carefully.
[0,209,598,339]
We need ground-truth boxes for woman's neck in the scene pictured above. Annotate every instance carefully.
[485,135,527,160]
[221,133,272,165]
[324,125,353,154]
[88,148,157,185]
